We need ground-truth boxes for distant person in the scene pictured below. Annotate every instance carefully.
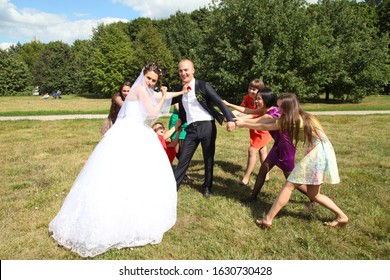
[42,93,49,99]
[100,81,132,136]
[52,90,62,99]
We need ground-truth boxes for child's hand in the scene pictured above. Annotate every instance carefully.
[234,119,245,128]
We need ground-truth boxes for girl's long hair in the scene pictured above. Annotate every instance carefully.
[118,81,132,100]
[278,93,323,147]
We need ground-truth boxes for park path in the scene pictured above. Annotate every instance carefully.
[0,111,390,121]
[0,114,107,121]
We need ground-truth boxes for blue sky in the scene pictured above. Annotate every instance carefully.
[0,0,318,50]
[0,0,213,49]
[8,0,139,20]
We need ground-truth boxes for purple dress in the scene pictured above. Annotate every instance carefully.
[266,107,296,172]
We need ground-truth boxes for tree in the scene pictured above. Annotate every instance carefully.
[132,25,175,88]
[365,0,390,33]
[89,22,135,97]
[0,49,31,95]
[365,0,390,94]
[9,39,45,87]
[127,17,154,41]
[70,40,94,95]
[306,0,390,102]
[158,8,211,72]
[203,0,309,102]
[33,41,74,94]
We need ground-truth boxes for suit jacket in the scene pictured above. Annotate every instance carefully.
[172,79,235,125]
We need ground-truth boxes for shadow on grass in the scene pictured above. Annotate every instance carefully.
[78,93,110,99]
[178,159,314,223]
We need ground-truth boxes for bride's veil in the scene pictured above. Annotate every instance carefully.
[116,67,171,126]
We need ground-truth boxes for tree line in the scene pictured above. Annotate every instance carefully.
[0,0,389,103]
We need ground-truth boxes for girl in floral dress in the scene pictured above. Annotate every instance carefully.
[235,92,348,229]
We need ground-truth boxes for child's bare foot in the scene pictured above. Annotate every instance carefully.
[239,179,250,186]
[323,216,349,228]
[255,218,272,229]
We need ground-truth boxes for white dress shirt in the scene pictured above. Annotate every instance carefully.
[182,79,213,125]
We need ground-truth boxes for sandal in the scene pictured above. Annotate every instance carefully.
[323,218,348,228]
[255,219,272,230]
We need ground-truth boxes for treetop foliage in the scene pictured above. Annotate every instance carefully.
[1,0,389,103]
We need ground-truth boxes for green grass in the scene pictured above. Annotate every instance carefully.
[0,114,389,260]
[301,95,390,111]
[0,94,110,116]
[0,94,389,116]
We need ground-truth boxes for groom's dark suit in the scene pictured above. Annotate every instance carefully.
[172,79,235,196]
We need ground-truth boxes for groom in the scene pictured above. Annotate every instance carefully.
[172,58,236,197]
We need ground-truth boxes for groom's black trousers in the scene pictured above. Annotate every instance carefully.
[174,120,217,190]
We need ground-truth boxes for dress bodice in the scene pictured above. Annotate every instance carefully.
[116,99,145,124]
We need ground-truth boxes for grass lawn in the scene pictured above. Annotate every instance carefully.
[0,94,389,116]
[0,94,110,116]
[0,112,389,260]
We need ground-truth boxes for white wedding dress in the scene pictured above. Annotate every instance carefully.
[49,75,177,258]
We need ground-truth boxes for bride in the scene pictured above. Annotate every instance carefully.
[49,62,187,258]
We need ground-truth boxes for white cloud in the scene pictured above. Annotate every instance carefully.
[0,0,128,48]
[0,1,325,49]
[0,42,13,49]
[0,0,213,49]
[115,0,213,19]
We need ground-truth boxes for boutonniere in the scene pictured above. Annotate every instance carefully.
[196,92,204,102]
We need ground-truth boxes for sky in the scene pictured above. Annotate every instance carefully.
[0,0,318,50]
[0,0,214,49]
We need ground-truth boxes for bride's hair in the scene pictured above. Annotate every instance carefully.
[143,61,163,77]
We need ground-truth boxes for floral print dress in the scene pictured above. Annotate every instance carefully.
[287,129,340,185]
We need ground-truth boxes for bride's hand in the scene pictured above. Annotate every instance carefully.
[160,86,167,98]
[182,84,190,93]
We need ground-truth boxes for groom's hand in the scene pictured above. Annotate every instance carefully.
[226,121,236,132]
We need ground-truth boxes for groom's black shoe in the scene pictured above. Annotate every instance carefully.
[203,187,211,198]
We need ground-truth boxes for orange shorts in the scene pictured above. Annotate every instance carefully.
[249,129,272,149]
